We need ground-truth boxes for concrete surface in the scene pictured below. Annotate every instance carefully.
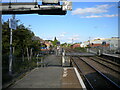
[10,67,63,88]
[62,67,82,88]
[44,55,62,66]
[8,55,84,89]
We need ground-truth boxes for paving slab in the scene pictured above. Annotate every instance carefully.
[10,67,63,88]
[62,67,82,88]
[44,55,62,66]
[8,55,85,89]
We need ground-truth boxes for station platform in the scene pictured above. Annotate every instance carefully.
[7,55,85,89]
[66,52,95,56]
[9,67,83,88]
[102,53,120,58]
[62,67,85,88]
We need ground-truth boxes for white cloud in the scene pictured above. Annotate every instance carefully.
[60,34,65,37]
[67,34,80,43]
[72,4,118,18]
[72,4,112,15]
[59,32,67,37]
[96,4,113,9]
[81,14,118,18]
[103,14,118,17]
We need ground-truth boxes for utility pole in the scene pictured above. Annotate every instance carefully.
[72,38,73,44]
[9,26,12,75]
[88,37,91,52]
[9,14,16,75]
[89,37,91,47]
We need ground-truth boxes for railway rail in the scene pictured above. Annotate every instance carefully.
[100,54,120,64]
[80,56,120,87]
[71,56,120,89]
[95,56,120,67]
[65,48,120,89]
[89,56,120,74]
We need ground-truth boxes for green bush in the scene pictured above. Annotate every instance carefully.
[74,47,87,52]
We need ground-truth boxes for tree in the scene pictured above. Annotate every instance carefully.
[2,20,40,59]
[2,21,10,55]
[2,20,42,83]
[52,37,60,46]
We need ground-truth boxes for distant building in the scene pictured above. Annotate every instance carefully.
[82,37,120,52]
[32,36,53,51]
[44,41,53,50]
[90,43,110,48]
[71,43,80,49]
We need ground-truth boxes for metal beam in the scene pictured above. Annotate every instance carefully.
[0,2,72,15]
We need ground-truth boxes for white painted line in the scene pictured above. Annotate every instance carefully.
[63,68,68,77]
[63,67,73,77]
[74,67,87,90]
[63,67,73,69]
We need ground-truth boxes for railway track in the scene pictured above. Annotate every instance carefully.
[80,56,120,87]
[89,56,120,74]
[100,54,120,64]
[95,56,120,67]
[71,56,120,89]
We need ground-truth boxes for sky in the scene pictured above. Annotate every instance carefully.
[2,1,119,44]
[1,0,119,2]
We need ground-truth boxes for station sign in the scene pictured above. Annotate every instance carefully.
[56,41,60,45]
[62,1,72,11]
[42,0,59,3]
[9,18,17,30]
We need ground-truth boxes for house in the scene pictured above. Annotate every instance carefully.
[90,43,110,48]
[82,37,120,53]
[71,43,80,49]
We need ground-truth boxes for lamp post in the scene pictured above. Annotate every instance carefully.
[9,26,13,75]
[9,15,16,75]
